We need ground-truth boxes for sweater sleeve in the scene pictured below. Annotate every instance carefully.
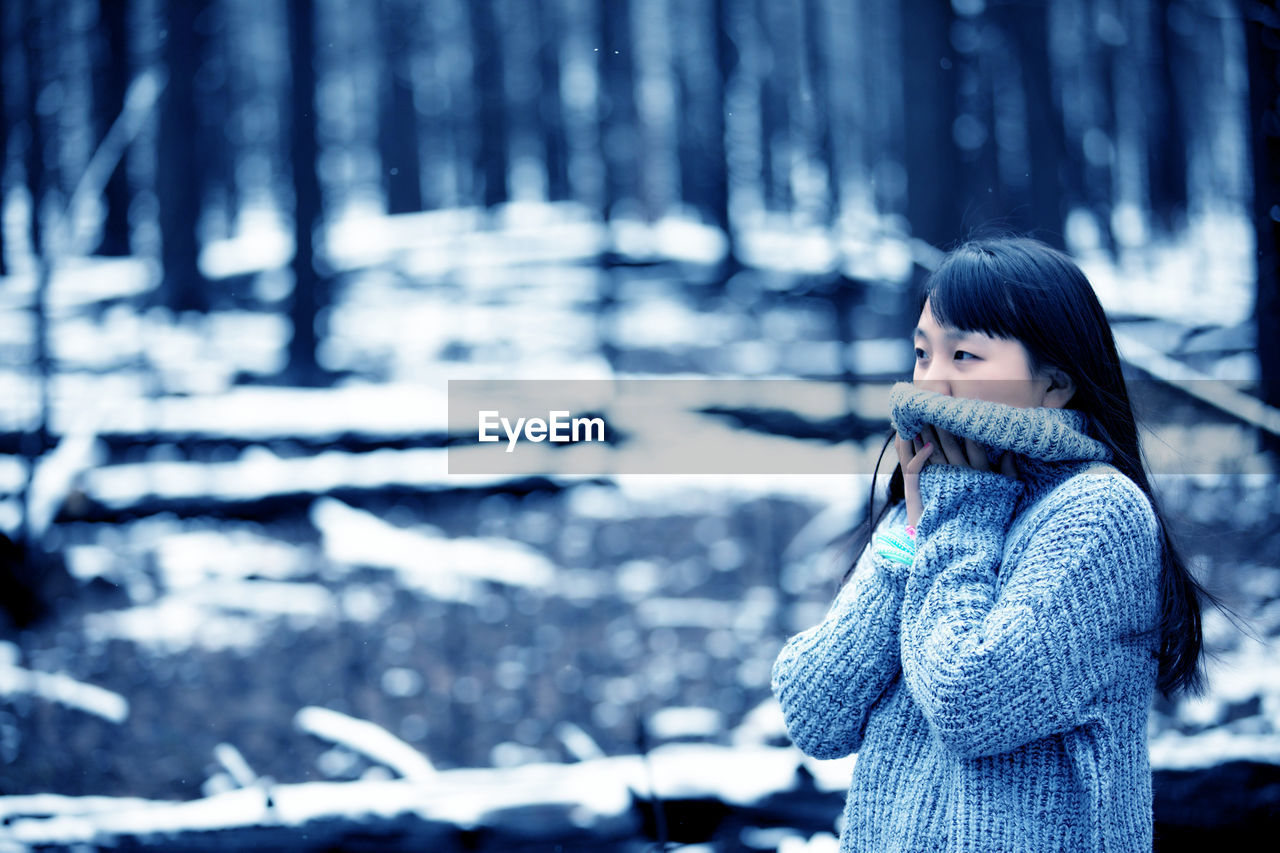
[771,504,911,760]
[899,463,1161,759]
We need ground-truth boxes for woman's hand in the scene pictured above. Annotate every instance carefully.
[895,425,1018,528]
[895,434,933,530]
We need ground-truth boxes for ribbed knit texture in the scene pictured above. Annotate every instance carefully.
[772,382,1164,852]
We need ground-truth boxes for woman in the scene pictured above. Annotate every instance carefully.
[771,237,1216,852]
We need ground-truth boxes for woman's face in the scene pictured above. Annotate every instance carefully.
[912,297,1070,409]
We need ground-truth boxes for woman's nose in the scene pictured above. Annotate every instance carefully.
[914,372,953,397]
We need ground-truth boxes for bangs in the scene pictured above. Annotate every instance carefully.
[919,245,1033,343]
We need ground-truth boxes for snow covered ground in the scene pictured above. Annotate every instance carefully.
[1,201,1277,848]
[0,740,848,849]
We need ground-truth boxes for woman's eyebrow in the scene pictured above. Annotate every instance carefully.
[912,326,969,341]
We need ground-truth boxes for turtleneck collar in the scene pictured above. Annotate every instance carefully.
[888,380,1113,501]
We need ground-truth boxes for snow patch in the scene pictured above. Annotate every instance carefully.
[295,706,436,781]
[0,664,128,724]
[311,498,557,601]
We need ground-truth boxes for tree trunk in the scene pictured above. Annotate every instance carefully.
[16,0,77,619]
[287,0,325,386]
[469,0,508,208]
[710,0,734,236]
[1147,0,1188,232]
[950,13,1003,239]
[378,0,423,214]
[535,0,569,202]
[1244,0,1280,451]
[801,0,834,225]
[0,7,8,278]
[92,0,133,257]
[757,0,793,214]
[599,0,639,219]
[21,0,51,462]
[674,0,733,246]
[900,0,962,247]
[1090,0,1120,253]
[997,1,1069,247]
[157,0,210,311]
[192,1,237,243]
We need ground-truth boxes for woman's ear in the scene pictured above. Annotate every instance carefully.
[1042,367,1076,409]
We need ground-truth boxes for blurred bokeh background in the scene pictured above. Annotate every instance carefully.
[1,0,1279,849]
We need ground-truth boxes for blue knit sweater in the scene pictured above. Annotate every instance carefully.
[772,382,1164,852]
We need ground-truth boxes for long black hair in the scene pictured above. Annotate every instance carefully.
[839,235,1230,701]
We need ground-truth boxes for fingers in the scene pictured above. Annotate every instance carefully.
[964,436,990,471]
[897,435,928,528]
[907,441,933,474]
[1000,451,1018,479]
[928,424,966,465]
[896,434,934,475]
[920,427,1021,479]
[919,425,948,465]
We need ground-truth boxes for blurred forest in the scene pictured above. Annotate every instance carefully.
[1,0,1280,850]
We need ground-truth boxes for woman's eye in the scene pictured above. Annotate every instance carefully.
[914,347,927,360]
[955,350,977,361]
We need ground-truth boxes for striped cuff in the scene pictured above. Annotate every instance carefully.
[873,527,917,567]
